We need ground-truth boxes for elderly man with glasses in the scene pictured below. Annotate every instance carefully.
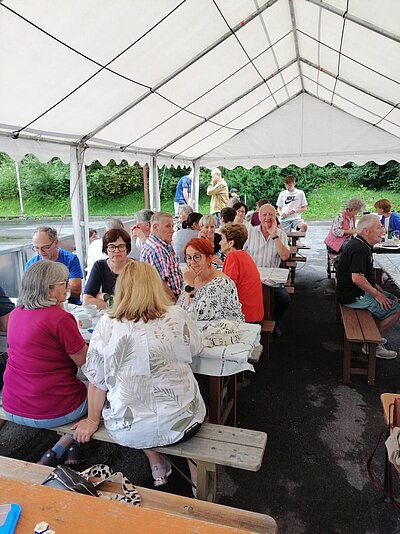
[25,226,83,304]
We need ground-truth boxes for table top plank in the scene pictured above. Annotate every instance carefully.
[0,457,277,534]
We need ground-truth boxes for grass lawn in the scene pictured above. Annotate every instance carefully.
[1,182,399,219]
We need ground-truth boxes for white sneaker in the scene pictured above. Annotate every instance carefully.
[362,343,397,359]
[381,337,387,345]
[376,344,397,360]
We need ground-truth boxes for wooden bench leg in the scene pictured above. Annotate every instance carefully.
[367,343,377,386]
[197,461,216,502]
[343,337,352,384]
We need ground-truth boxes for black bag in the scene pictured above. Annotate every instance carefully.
[42,464,98,496]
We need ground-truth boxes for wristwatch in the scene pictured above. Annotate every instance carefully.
[184,285,195,298]
[102,293,110,302]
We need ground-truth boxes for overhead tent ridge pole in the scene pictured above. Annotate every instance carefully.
[79,0,279,147]
[300,58,400,110]
[288,0,304,93]
[306,0,400,44]
[156,58,298,155]
[192,160,200,212]
[70,145,89,276]
[148,156,160,212]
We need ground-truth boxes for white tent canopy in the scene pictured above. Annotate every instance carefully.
[1,0,400,266]
[1,0,400,167]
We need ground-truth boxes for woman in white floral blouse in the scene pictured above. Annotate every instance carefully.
[180,237,244,322]
[72,261,206,489]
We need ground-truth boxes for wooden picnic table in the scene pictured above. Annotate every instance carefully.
[0,457,278,533]
[287,230,306,247]
[373,253,400,289]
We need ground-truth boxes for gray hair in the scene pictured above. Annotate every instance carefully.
[133,209,153,225]
[356,214,381,235]
[32,226,58,240]
[344,198,365,212]
[150,211,173,231]
[179,205,193,217]
[211,167,221,178]
[18,260,69,309]
[106,217,125,230]
[199,214,215,227]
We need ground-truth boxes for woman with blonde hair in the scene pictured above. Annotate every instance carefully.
[73,261,206,490]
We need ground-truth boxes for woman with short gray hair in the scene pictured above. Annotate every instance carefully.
[2,260,88,467]
[324,197,365,253]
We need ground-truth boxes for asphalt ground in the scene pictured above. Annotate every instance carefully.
[1,220,400,533]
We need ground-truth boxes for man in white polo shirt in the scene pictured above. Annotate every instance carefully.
[244,203,291,337]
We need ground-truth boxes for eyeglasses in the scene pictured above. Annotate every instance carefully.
[32,240,55,253]
[184,254,202,263]
[52,280,69,288]
[107,244,127,252]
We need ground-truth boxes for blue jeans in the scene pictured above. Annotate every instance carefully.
[3,398,88,430]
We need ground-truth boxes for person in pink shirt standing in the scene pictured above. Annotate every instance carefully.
[2,261,88,466]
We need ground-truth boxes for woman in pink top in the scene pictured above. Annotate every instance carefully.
[221,223,264,322]
[2,261,88,467]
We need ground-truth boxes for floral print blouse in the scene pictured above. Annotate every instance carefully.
[180,276,244,322]
[82,306,206,449]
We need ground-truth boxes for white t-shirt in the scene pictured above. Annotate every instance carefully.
[276,188,307,221]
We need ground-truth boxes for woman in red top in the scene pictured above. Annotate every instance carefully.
[220,223,264,322]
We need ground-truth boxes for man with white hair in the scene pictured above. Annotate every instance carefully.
[140,212,183,302]
[337,214,400,359]
[244,203,291,337]
[206,167,228,227]
[129,209,154,260]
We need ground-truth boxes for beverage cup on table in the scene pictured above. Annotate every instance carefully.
[393,230,400,244]
[82,304,97,316]
[76,313,92,329]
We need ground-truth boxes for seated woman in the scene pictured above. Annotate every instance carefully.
[72,261,206,489]
[2,261,88,466]
[220,223,264,322]
[173,212,202,262]
[374,198,400,240]
[324,198,365,253]
[198,214,223,265]
[180,237,244,322]
[83,228,133,310]
[232,202,251,229]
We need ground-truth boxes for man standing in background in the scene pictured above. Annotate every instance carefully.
[206,167,228,228]
[276,175,308,234]
[174,170,192,216]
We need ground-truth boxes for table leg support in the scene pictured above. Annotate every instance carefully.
[367,343,377,386]
[197,461,216,502]
[343,337,351,383]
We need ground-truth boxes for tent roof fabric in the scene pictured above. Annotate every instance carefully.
[1,0,400,167]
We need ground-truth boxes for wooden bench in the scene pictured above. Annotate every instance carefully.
[340,305,381,386]
[380,393,400,503]
[0,402,267,503]
[0,457,278,533]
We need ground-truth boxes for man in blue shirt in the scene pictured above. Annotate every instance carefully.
[25,226,83,304]
[174,171,192,216]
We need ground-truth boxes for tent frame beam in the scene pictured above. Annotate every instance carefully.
[288,0,304,93]
[79,0,279,146]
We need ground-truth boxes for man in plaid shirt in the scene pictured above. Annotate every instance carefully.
[140,212,183,302]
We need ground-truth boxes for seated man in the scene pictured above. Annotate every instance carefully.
[276,175,308,234]
[129,209,153,260]
[244,203,291,337]
[336,214,400,359]
[26,226,83,305]
[140,212,183,303]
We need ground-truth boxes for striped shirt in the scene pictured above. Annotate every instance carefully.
[244,226,288,269]
[140,234,183,297]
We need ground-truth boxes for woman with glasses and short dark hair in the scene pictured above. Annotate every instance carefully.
[2,260,88,466]
[179,237,244,322]
[83,228,133,310]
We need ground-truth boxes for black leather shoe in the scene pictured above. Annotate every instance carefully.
[37,449,61,467]
[64,442,90,466]
[273,326,282,338]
